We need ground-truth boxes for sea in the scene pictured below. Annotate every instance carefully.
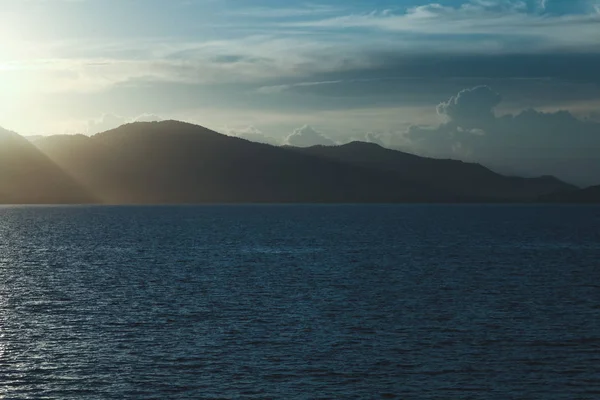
[1,205,599,399]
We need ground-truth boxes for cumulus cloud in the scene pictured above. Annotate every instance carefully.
[133,114,163,123]
[87,113,163,135]
[225,125,281,146]
[87,114,126,135]
[587,111,600,122]
[436,86,502,126]
[285,125,336,147]
[364,132,386,147]
[403,86,600,185]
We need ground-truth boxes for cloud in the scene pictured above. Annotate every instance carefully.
[436,86,502,126]
[4,1,600,100]
[226,4,342,18]
[364,132,386,147]
[87,114,126,135]
[257,80,344,94]
[403,86,600,185]
[133,113,163,123]
[5,35,378,94]
[8,0,600,96]
[225,125,280,146]
[285,125,336,147]
[587,110,600,122]
[289,1,600,52]
[4,0,600,141]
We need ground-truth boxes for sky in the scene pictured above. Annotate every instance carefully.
[1,0,600,185]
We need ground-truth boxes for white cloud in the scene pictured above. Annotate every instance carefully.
[224,125,281,146]
[364,132,386,147]
[288,2,600,52]
[285,125,336,147]
[226,4,343,18]
[257,80,344,94]
[133,114,163,123]
[0,34,378,94]
[403,86,600,185]
[436,86,502,126]
[87,114,126,135]
[2,1,599,97]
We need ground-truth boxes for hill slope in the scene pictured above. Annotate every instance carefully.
[0,127,94,204]
[291,142,575,200]
[34,121,446,204]
[5,120,575,204]
[539,185,600,203]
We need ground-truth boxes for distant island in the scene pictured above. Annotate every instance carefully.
[539,185,600,204]
[1,120,598,204]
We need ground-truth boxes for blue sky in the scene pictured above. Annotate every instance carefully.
[1,0,600,183]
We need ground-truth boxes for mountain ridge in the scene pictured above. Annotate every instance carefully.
[291,140,576,200]
[539,185,600,203]
[0,120,588,204]
[0,127,95,204]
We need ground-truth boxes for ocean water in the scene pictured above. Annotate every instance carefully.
[1,205,599,399]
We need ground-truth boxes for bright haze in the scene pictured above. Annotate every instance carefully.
[1,0,600,185]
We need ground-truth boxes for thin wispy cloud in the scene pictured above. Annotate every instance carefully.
[4,1,600,95]
[226,4,343,19]
[286,2,600,52]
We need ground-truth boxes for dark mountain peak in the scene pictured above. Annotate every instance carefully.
[336,141,449,162]
[1,119,579,204]
[92,120,226,145]
[537,174,569,183]
[339,141,383,149]
[99,120,213,134]
[531,175,577,189]
[306,140,415,158]
[293,140,574,200]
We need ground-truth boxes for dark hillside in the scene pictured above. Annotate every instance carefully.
[293,142,575,200]
[0,127,93,204]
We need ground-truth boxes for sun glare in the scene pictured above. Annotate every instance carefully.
[0,68,32,115]
[0,27,41,116]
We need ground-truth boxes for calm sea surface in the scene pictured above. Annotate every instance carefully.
[1,205,599,399]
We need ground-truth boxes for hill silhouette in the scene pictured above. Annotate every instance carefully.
[290,141,575,200]
[34,121,446,204]
[539,185,600,203]
[0,120,576,204]
[0,127,94,204]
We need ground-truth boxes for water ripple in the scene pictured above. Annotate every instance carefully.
[0,205,599,399]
